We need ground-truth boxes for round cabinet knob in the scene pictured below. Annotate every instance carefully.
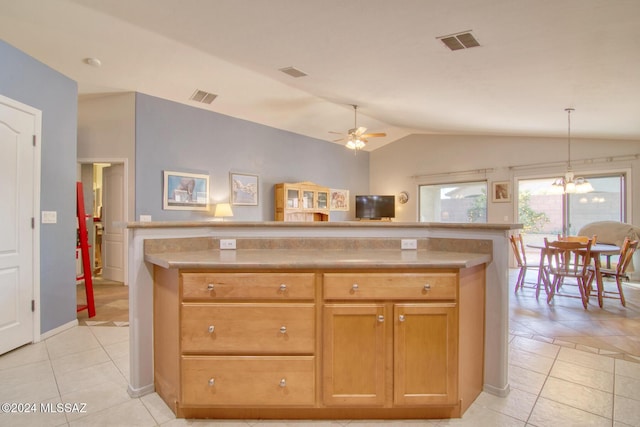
[280,326,287,334]
[207,283,215,291]
[399,314,406,322]
[279,284,287,292]
[208,378,215,386]
[279,378,287,388]
[351,283,359,291]
[423,283,431,291]
[378,315,385,322]
[208,325,215,333]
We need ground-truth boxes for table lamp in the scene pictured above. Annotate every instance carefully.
[214,203,233,221]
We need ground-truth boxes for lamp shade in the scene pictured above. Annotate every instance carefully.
[214,203,233,218]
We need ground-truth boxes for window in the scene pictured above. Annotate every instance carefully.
[517,172,626,261]
[419,181,487,223]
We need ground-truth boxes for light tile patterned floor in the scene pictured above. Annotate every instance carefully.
[1,271,639,426]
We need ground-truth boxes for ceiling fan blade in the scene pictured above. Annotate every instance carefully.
[361,132,386,138]
[355,126,367,136]
[332,138,345,142]
[328,131,344,135]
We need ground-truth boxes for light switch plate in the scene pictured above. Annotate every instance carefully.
[220,239,236,250]
[41,211,57,224]
[139,215,152,222]
[401,239,417,250]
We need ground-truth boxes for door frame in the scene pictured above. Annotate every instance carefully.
[0,94,41,345]
[77,157,129,285]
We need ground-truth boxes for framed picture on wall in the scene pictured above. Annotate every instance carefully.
[491,181,511,203]
[330,189,349,211]
[163,170,209,210]
[230,173,259,206]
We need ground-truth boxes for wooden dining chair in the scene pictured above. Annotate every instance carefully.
[509,234,541,297]
[588,237,638,307]
[542,238,595,309]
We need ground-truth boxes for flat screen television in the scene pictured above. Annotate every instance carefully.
[355,195,395,220]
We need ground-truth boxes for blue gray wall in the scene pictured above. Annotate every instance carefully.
[135,93,369,221]
[0,40,78,333]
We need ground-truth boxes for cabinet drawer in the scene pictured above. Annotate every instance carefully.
[181,356,315,406]
[181,272,315,300]
[181,303,315,354]
[323,273,456,300]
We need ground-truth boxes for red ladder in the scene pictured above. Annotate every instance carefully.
[76,182,96,317]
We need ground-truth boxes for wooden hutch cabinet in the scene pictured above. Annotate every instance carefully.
[274,182,330,222]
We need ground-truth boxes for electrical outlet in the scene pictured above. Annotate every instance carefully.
[401,239,418,250]
[220,239,236,250]
[139,214,152,222]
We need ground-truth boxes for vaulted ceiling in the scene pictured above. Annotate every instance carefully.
[1,0,639,151]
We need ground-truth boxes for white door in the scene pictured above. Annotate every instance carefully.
[0,95,40,355]
[102,164,125,282]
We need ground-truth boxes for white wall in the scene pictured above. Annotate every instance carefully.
[371,134,640,224]
[77,93,136,223]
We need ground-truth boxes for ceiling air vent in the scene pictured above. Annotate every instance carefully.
[279,66,308,78]
[437,31,480,51]
[189,89,218,104]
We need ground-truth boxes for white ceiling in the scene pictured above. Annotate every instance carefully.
[1,0,639,151]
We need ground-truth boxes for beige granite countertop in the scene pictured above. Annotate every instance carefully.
[128,220,521,231]
[145,248,491,270]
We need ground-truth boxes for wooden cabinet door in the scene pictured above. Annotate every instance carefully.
[393,303,458,406]
[322,304,386,406]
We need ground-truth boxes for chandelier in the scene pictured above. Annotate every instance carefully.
[551,108,593,194]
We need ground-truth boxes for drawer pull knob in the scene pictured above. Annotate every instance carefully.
[351,283,359,291]
[279,284,287,292]
[378,315,385,323]
[399,314,406,322]
[279,378,286,387]
[207,283,215,291]
[208,325,215,333]
[208,378,215,386]
[280,326,287,334]
[424,284,431,291]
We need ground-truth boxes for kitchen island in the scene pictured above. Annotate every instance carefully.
[127,221,520,418]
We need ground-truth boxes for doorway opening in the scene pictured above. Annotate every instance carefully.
[77,160,129,325]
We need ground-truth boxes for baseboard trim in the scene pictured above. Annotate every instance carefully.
[483,382,510,397]
[40,319,79,340]
[128,383,155,398]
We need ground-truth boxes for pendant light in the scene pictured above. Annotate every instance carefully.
[551,108,594,194]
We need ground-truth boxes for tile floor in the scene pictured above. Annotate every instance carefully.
[1,271,639,426]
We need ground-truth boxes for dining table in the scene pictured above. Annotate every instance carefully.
[526,242,620,307]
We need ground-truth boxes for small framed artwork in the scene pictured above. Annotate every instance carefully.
[230,173,259,206]
[163,170,209,210]
[330,189,349,211]
[492,181,511,203]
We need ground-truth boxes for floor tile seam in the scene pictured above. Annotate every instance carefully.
[546,370,614,396]
[85,326,130,384]
[524,332,640,366]
[139,395,168,426]
[533,395,613,425]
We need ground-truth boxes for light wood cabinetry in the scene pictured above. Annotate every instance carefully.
[274,182,330,221]
[153,265,485,419]
[322,273,458,407]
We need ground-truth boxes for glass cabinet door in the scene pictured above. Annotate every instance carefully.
[317,191,328,209]
[302,190,314,209]
[287,188,299,208]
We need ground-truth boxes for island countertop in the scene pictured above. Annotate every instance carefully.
[145,248,492,270]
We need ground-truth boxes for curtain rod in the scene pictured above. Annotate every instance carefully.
[411,154,639,179]
[508,153,640,171]
[411,168,494,180]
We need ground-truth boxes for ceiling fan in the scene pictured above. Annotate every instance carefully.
[330,105,386,150]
